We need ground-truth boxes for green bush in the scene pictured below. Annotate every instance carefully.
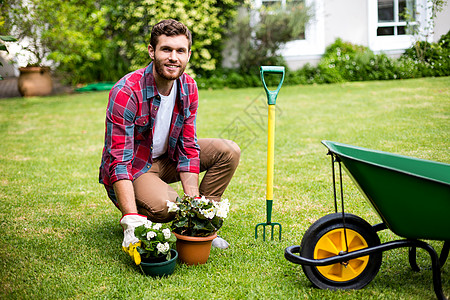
[195,68,260,89]
[401,31,450,77]
[197,32,450,89]
[314,39,402,82]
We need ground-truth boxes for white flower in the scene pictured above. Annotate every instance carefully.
[166,200,179,212]
[153,223,162,230]
[162,228,171,239]
[144,220,153,229]
[200,207,215,219]
[199,196,210,205]
[147,231,157,239]
[157,242,170,254]
[216,208,228,219]
[214,199,230,219]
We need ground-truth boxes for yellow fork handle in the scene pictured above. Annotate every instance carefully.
[266,104,275,202]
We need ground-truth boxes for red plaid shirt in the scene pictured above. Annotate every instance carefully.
[99,63,200,198]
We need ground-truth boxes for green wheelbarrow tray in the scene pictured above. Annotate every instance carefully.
[322,140,450,240]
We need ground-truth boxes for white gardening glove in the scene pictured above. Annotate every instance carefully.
[119,213,148,264]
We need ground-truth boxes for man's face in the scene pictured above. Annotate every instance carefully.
[148,34,191,81]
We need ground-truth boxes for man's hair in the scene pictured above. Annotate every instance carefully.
[150,19,192,50]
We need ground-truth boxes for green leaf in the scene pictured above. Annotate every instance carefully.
[168,234,177,243]
[136,246,147,255]
[0,36,17,42]
[134,225,147,237]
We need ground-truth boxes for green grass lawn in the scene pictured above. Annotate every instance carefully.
[1,77,449,299]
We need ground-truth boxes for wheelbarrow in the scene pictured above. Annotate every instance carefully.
[285,141,450,299]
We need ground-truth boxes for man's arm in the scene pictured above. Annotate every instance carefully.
[113,179,137,215]
[106,86,138,215]
[179,172,199,197]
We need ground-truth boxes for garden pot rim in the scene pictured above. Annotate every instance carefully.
[19,66,51,73]
[139,249,178,267]
[173,231,217,242]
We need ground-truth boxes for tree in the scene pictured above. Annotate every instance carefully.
[226,1,312,73]
[1,0,244,84]
[101,0,243,76]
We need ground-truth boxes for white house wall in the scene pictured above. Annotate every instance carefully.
[282,0,449,70]
[434,0,450,41]
[324,0,369,47]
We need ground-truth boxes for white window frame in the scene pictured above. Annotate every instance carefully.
[368,0,431,53]
[253,0,325,58]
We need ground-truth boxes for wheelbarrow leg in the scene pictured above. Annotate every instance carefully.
[410,241,450,271]
[408,241,447,299]
[440,241,449,267]
[418,241,446,300]
[409,247,421,272]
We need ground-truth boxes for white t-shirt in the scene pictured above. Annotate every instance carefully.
[152,81,177,158]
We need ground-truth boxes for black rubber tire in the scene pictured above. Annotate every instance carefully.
[300,213,382,290]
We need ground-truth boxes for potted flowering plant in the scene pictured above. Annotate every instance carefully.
[166,195,230,265]
[131,221,177,276]
[2,0,53,96]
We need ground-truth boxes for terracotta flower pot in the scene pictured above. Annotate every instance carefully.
[173,232,217,265]
[139,249,178,277]
[18,66,53,97]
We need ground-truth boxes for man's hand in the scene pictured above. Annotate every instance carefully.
[179,172,199,197]
[120,213,148,264]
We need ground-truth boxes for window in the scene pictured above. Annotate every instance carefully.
[368,0,427,52]
[377,0,416,36]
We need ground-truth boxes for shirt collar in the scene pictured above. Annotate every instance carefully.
[145,62,188,101]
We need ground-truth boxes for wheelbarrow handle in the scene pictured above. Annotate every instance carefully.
[260,66,285,105]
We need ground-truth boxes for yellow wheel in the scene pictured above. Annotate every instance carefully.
[315,228,370,282]
[300,213,382,290]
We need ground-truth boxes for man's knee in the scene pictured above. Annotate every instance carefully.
[217,139,241,167]
[137,198,175,223]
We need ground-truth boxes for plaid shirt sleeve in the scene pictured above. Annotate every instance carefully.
[105,85,137,184]
[174,77,201,173]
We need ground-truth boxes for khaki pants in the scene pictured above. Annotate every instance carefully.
[132,138,240,222]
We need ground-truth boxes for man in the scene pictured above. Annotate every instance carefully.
[99,19,240,257]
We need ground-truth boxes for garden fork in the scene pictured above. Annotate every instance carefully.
[255,66,285,241]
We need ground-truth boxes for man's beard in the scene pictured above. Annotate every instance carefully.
[153,56,187,81]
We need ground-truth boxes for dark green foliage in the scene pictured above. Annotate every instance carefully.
[195,68,260,89]
[1,0,242,85]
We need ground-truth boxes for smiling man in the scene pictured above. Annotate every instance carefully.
[99,19,240,258]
